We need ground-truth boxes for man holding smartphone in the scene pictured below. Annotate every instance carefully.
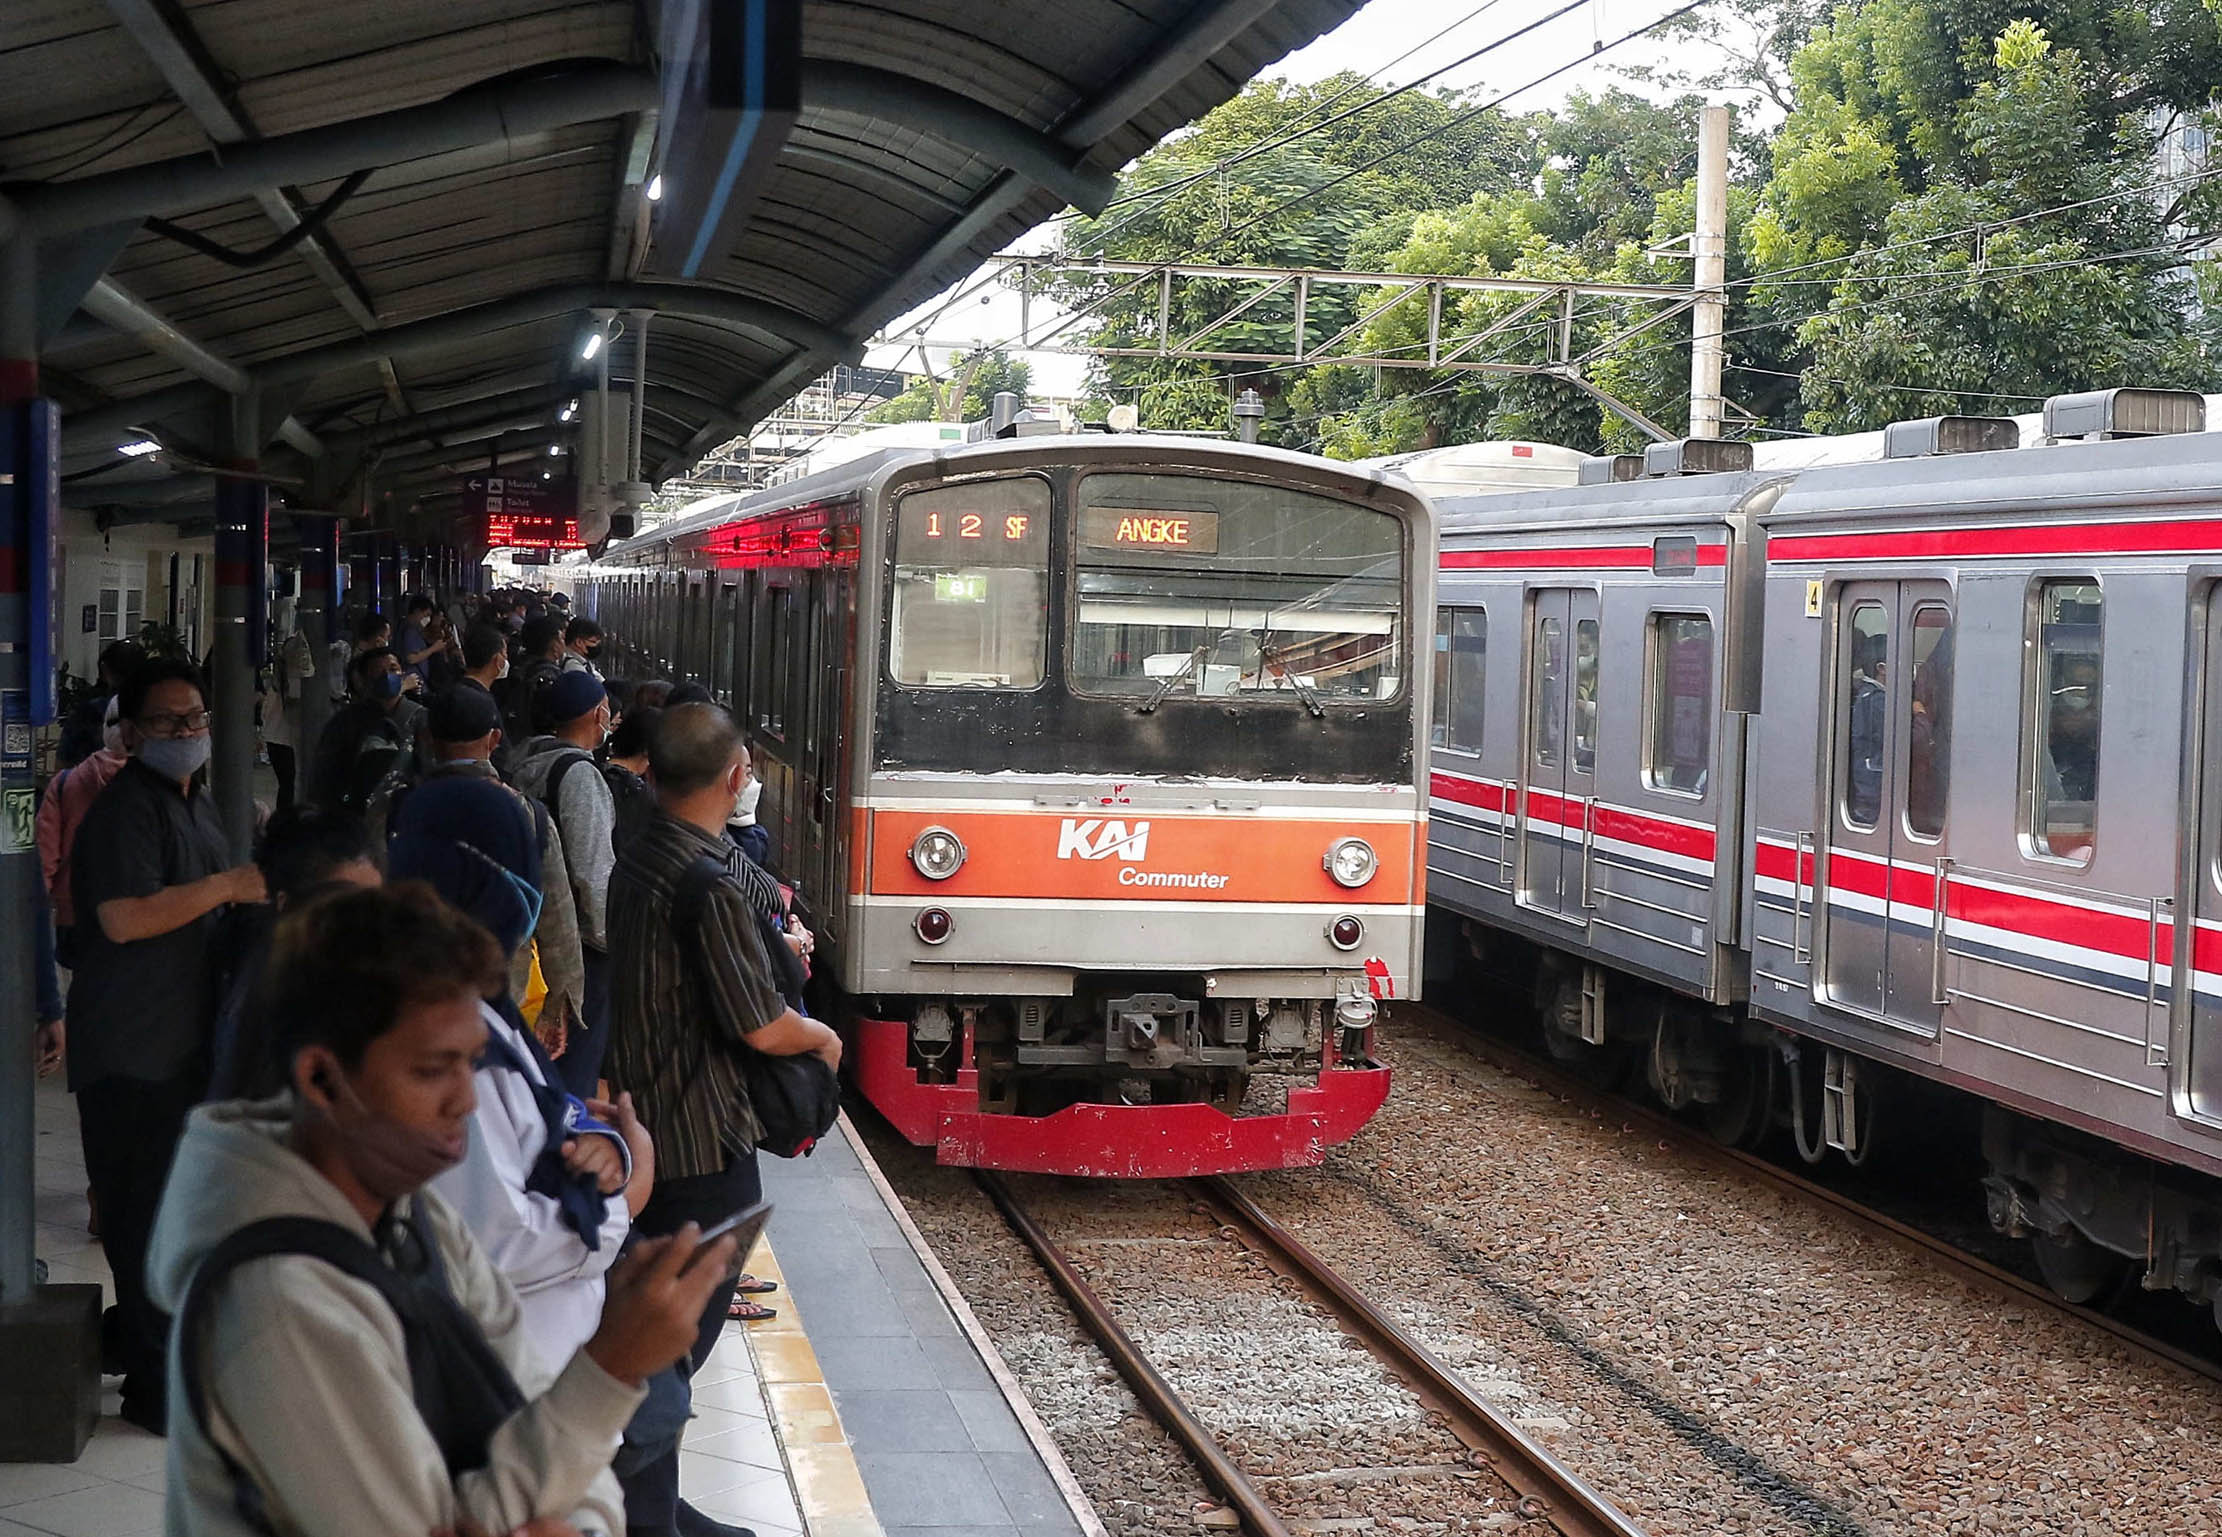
[606,703,842,1537]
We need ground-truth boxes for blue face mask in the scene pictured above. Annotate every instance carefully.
[371,672,405,700]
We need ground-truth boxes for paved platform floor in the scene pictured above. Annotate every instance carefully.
[7,1079,1095,1537]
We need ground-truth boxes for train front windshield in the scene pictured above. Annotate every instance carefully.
[1068,474,1405,702]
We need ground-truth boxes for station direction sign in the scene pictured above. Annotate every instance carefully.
[467,476,583,549]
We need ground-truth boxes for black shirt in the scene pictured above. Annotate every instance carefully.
[66,757,233,1089]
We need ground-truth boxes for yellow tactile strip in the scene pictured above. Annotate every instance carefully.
[742,1238,886,1537]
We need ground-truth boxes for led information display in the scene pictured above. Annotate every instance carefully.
[467,476,583,549]
[1080,505,1221,555]
[895,487,1049,568]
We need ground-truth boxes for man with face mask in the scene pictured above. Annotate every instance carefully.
[261,596,319,812]
[148,885,737,1537]
[66,658,269,1431]
[310,646,415,813]
[37,692,129,968]
[560,618,606,681]
[515,672,619,1098]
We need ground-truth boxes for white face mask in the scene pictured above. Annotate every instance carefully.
[102,703,125,757]
[728,775,763,827]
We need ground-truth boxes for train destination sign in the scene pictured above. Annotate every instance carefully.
[1081,505,1221,555]
[467,476,584,549]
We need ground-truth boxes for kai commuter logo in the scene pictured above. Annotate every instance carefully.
[1057,818,1151,862]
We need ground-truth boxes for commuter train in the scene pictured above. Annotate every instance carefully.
[578,421,1432,1177]
[1422,388,2222,1320]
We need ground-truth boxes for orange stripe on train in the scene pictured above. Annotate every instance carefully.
[865,807,1419,903]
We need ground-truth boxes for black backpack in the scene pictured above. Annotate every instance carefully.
[671,854,838,1158]
[601,763,656,855]
[177,1205,525,1535]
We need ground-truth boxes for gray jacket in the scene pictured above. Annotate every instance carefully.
[147,1099,641,1537]
[513,736,616,952]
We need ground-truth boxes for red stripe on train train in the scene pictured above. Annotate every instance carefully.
[1769,517,2222,563]
[1440,544,1728,570]
[1429,773,1717,864]
[1754,839,2222,973]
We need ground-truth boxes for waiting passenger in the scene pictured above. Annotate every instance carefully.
[205,806,381,1101]
[515,672,620,1098]
[36,694,127,968]
[261,598,319,813]
[505,617,567,744]
[561,618,607,681]
[67,658,268,1432]
[60,639,146,768]
[396,594,444,687]
[379,684,589,1059]
[602,707,660,855]
[148,884,736,1537]
[605,703,841,1534]
[309,646,413,813]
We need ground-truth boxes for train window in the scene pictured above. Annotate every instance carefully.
[1431,607,1486,752]
[1643,613,1712,795]
[1572,618,1599,774]
[1840,602,1889,831]
[1069,474,1405,702]
[1905,604,1954,839]
[890,478,1049,688]
[2022,579,2102,865]
[1532,615,1563,769]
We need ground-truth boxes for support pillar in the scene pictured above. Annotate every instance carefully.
[295,513,337,767]
[211,399,267,862]
[1687,104,1731,440]
[0,234,102,1463]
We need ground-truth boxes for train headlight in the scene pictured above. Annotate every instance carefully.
[910,827,967,881]
[1324,837,1377,888]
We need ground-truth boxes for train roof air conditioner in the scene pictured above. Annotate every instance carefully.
[1882,415,2020,459]
[1641,438,1753,477]
[2042,388,2206,441]
[1576,454,1645,485]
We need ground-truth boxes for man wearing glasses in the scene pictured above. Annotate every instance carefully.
[66,658,268,1433]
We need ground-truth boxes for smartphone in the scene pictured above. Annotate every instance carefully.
[688,1200,774,1275]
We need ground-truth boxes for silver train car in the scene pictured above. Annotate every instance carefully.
[579,429,1433,1178]
[1426,389,2222,1318]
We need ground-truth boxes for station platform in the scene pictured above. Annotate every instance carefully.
[4,1081,1099,1537]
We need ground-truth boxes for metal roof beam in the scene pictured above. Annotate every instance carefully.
[101,0,384,329]
[9,61,660,238]
[800,63,1115,218]
[65,279,857,443]
[1057,0,1282,147]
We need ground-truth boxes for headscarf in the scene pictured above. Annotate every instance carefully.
[386,777,543,959]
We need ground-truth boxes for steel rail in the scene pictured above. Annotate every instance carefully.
[1399,1004,2222,1388]
[1191,1177,1652,1537]
[972,1172,1295,1537]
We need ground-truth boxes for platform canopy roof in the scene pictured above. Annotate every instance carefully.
[1,0,1364,536]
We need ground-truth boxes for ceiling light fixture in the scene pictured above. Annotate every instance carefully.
[580,332,604,362]
[117,438,161,457]
[646,174,664,202]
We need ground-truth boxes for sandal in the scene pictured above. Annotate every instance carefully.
[727,1296,778,1322]
[734,1275,779,1295]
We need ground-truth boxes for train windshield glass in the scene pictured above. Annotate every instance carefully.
[889,477,1051,688]
[1068,474,1405,702]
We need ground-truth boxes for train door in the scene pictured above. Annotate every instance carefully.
[1819,581,1953,1034]
[807,572,850,930]
[1519,588,1599,921]
[2186,595,2222,1121]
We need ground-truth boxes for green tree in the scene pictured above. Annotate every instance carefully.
[1758,13,2219,430]
[867,350,1032,424]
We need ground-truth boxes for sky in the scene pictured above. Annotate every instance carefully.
[856,0,1737,404]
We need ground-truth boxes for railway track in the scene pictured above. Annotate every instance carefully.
[1392,1000,2222,1390]
[976,1168,1650,1537]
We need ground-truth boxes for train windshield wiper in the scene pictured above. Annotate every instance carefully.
[1255,630,1326,717]
[1137,627,1238,714]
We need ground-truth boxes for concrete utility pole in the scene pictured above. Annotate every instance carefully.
[1688,104,1731,440]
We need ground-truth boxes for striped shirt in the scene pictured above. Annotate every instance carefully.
[606,808,788,1176]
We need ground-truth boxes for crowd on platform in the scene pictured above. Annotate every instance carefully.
[29,586,838,1537]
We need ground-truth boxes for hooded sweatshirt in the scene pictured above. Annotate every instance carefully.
[513,735,616,951]
[147,1099,642,1537]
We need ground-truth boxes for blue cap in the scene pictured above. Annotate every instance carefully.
[546,668,607,724]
